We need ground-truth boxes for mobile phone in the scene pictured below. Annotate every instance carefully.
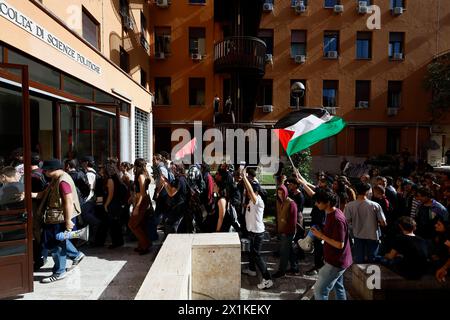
[239,161,246,171]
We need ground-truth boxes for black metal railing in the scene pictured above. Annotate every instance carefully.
[214,36,267,75]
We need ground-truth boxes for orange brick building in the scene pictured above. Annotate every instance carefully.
[149,0,450,171]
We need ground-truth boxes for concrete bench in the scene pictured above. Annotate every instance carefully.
[350,264,450,300]
[135,233,241,300]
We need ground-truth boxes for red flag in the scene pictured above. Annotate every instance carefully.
[274,129,295,151]
[175,137,197,160]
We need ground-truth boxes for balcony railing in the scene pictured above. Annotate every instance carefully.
[214,36,267,75]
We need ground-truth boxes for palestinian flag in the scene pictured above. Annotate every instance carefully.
[274,108,346,156]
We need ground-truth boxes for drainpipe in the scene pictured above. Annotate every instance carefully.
[130,104,136,163]
[149,111,153,166]
[436,0,441,56]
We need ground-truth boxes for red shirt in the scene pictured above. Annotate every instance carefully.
[59,181,72,196]
[323,208,353,269]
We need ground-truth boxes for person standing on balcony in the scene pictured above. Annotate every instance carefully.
[213,94,220,126]
[224,96,235,123]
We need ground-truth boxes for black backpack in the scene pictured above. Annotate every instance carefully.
[68,170,91,199]
[226,201,240,232]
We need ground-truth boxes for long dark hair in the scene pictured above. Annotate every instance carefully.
[103,161,120,180]
[134,158,150,181]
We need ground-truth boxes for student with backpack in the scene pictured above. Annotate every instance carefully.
[79,156,103,246]
[161,164,189,234]
[151,154,170,240]
[97,161,124,249]
[204,182,232,233]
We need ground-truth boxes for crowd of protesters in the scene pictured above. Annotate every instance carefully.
[1,148,449,297]
[291,159,450,299]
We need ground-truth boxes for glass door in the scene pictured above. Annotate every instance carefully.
[56,102,120,164]
[0,63,33,298]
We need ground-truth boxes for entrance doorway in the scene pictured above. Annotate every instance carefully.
[0,63,33,299]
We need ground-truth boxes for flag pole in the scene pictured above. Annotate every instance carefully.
[286,153,300,177]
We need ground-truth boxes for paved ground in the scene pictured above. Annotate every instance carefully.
[6,230,331,300]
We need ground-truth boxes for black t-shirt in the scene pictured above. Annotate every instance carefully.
[169,176,188,208]
[290,190,305,214]
[391,234,429,280]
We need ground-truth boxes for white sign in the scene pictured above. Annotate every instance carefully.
[0,0,101,74]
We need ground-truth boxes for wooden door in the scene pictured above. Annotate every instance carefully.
[0,63,33,299]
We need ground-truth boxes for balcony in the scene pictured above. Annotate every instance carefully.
[214,36,267,76]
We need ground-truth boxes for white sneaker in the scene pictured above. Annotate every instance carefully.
[41,272,67,283]
[242,268,257,277]
[298,236,314,252]
[257,279,273,290]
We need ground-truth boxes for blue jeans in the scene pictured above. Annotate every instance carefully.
[50,240,80,275]
[353,238,379,263]
[314,263,347,300]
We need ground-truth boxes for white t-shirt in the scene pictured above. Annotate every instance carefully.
[245,195,265,233]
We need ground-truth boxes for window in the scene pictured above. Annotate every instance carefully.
[323,80,338,107]
[155,27,171,55]
[386,128,401,155]
[189,78,206,106]
[389,32,404,58]
[356,32,372,59]
[120,46,130,73]
[141,68,147,88]
[291,30,307,57]
[256,79,273,106]
[322,136,337,155]
[140,11,147,35]
[390,0,404,9]
[189,0,206,4]
[82,7,100,50]
[189,28,206,55]
[324,0,338,8]
[8,50,60,89]
[63,74,94,100]
[120,0,129,16]
[258,29,274,55]
[388,81,402,108]
[290,79,306,107]
[324,31,339,56]
[355,81,371,108]
[155,77,171,105]
[135,109,150,161]
[354,128,369,155]
[95,90,116,104]
[358,0,371,4]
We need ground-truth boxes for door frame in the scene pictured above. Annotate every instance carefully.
[0,63,33,298]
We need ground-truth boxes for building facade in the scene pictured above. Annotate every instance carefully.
[0,0,152,298]
[149,0,450,170]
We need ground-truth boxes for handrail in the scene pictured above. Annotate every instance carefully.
[214,36,267,75]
